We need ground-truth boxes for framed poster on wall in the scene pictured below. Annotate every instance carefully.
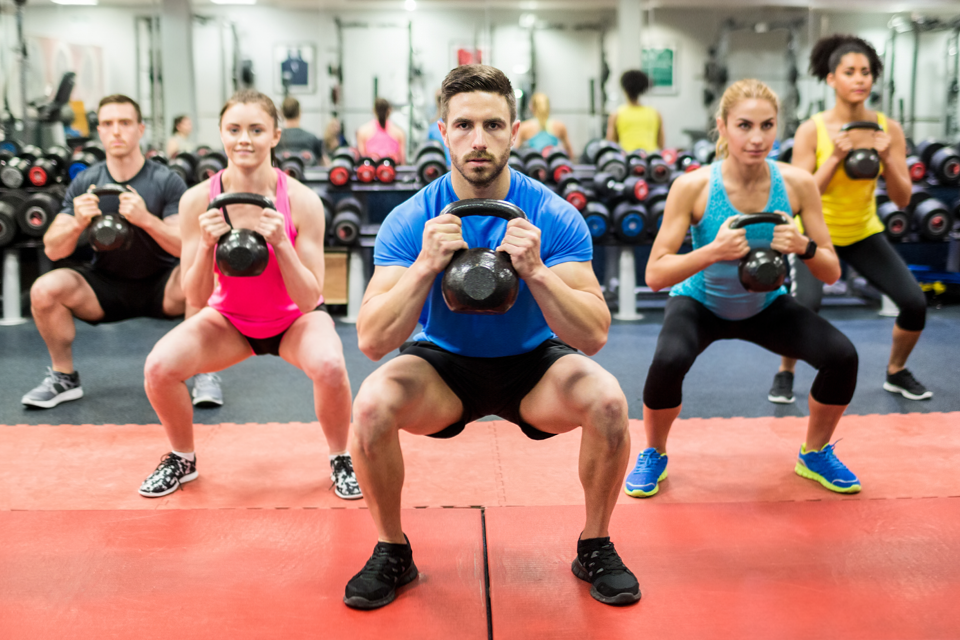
[275,44,316,94]
[641,44,678,95]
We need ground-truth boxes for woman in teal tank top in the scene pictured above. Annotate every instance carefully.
[624,79,863,500]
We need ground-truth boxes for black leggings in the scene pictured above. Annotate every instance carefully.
[644,295,858,409]
[788,232,926,332]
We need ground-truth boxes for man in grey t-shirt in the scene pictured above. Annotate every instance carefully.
[277,97,324,165]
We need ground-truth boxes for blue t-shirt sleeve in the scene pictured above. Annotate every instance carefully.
[374,200,424,268]
[539,194,593,268]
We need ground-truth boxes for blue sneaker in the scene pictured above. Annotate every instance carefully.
[795,441,861,493]
[624,448,668,498]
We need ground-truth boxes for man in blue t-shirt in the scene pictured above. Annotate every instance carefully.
[344,64,640,610]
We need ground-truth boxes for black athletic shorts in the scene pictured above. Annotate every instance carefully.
[232,304,329,357]
[74,265,178,324]
[398,337,578,440]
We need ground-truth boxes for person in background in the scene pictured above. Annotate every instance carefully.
[516,93,574,157]
[425,90,451,165]
[166,115,195,158]
[606,70,664,153]
[277,97,324,167]
[356,98,406,164]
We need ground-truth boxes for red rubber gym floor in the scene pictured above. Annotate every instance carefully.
[2,413,959,639]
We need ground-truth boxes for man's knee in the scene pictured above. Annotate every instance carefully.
[30,272,70,311]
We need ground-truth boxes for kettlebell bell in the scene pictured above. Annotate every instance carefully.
[210,192,273,278]
[841,121,882,180]
[728,212,792,292]
[89,184,133,252]
[440,199,528,315]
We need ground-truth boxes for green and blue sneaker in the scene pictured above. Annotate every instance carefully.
[624,448,668,498]
[795,441,861,493]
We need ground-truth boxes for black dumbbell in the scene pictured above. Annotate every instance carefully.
[168,152,198,186]
[595,144,628,181]
[0,191,24,246]
[612,201,649,244]
[556,175,587,211]
[645,188,670,236]
[68,143,107,181]
[517,148,547,182]
[876,194,910,241]
[626,152,648,179]
[0,139,21,156]
[28,146,71,187]
[592,172,649,203]
[355,157,377,183]
[318,194,334,242]
[675,152,701,173]
[17,188,62,238]
[332,196,362,245]
[545,149,573,183]
[279,151,306,181]
[905,155,926,182]
[0,156,31,188]
[440,199,527,315]
[195,145,213,157]
[581,138,605,164]
[147,150,169,165]
[508,150,525,173]
[645,153,672,185]
[210,192,272,277]
[329,147,359,187]
[195,151,228,183]
[916,140,960,186]
[693,139,715,165]
[583,201,611,241]
[907,190,952,241]
[88,184,134,251]
[415,142,448,184]
[376,157,397,183]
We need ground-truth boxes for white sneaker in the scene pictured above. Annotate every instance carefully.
[191,373,224,407]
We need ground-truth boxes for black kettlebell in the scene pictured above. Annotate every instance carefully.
[841,121,882,180]
[210,192,272,278]
[728,212,792,293]
[89,184,133,251]
[440,199,528,315]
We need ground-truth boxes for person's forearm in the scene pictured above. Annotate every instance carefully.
[813,156,842,194]
[882,163,912,209]
[356,262,436,360]
[273,243,322,312]
[183,244,217,309]
[801,245,841,285]
[139,216,182,257]
[646,244,721,292]
[524,266,610,356]
[43,217,85,261]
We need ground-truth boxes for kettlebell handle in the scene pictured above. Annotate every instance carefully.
[209,192,274,229]
[439,198,528,222]
[728,212,791,229]
[92,183,130,197]
[841,121,882,133]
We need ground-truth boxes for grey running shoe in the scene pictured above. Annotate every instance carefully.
[139,452,198,498]
[331,453,363,500]
[767,371,796,404]
[883,368,932,400]
[191,373,224,407]
[22,367,83,408]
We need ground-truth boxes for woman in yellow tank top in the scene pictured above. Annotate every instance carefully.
[769,35,931,404]
[606,70,664,153]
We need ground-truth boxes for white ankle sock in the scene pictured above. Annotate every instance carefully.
[173,450,196,462]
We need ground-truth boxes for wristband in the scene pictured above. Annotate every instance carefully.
[799,238,817,261]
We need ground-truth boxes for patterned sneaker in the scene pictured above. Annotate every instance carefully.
[624,448,668,498]
[571,537,641,605]
[767,371,796,404]
[21,368,83,408]
[191,372,224,407]
[139,452,198,498]
[331,453,362,500]
[344,536,418,610]
[883,368,932,400]
[795,441,861,493]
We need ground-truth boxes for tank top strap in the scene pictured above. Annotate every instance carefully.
[877,111,888,132]
[706,160,730,216]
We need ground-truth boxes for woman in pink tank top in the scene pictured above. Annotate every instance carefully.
[356,98,407,164]
[140,90,361,501]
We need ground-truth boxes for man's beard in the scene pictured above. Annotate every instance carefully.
[451,147,511,189]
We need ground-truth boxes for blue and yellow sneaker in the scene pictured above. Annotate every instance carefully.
[795,441,861,493]
[624,448,668,498]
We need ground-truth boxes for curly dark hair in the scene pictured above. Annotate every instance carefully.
[620,70,650,101]
[809,34,883,81]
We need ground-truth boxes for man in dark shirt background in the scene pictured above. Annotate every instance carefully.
[277,97,324,166]
[22,94,223,409]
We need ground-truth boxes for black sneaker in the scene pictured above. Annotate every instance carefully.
[21,367,83,408]
[330,453,362,500]
[884,368,933,400]
[767,371,795,404]
[344,537,418,609]
[139,453,198,498]
[571,536,641,605]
